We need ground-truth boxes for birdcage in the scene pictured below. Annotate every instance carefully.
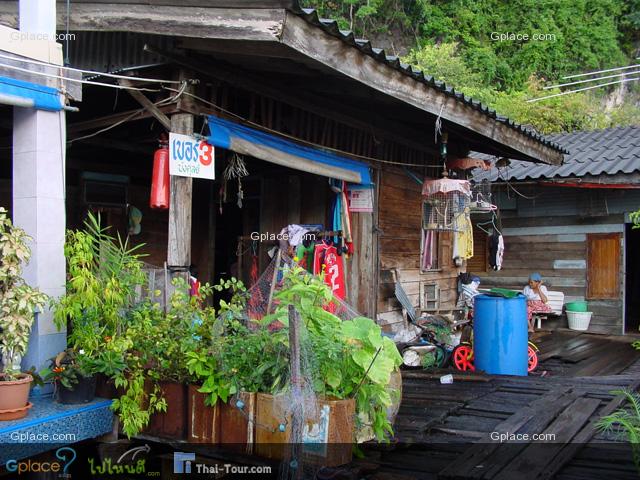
[421,179,471,231]
[469,179,497,213]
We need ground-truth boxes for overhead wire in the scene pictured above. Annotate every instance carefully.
[68,82,187,145]
[561,63,640,80]
[543,69,640,90]
[0,62,165,93]
[0,51,182,84]
[528,76,640,103]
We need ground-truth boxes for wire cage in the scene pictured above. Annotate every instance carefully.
[469,179,497,213]
[421,179,471,231]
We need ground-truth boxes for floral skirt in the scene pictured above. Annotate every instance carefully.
[527,300,552,321]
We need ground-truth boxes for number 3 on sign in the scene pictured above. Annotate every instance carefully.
[199,141,213,166]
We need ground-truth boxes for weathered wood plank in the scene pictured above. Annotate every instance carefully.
[0,4,286,41]
[536,380,640,480]
[281,14,563,164]
[167,111,193,268]
[438,388,573,479]
[493,397,601,480]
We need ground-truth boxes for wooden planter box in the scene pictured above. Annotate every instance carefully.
[145,381,188,440]
[187,384,221,443]
[255,393,354,467]
[220,391,256,452]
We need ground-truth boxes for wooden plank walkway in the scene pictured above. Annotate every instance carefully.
[353,331,640,480]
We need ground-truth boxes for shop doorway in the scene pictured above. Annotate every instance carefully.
[625,223,640,333]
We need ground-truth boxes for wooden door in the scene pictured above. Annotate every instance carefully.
[587,233,621,299]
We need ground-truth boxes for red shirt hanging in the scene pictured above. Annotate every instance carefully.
[313,243,346,300]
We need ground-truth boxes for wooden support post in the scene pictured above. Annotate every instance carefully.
[167,111,194,277]
[287,304,303,480]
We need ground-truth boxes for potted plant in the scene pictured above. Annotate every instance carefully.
[53,214,165,437]
[254,265,402,464]
[42,349,97,404]
[0,208,49,420]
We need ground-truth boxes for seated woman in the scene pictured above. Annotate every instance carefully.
[523,273,552,332]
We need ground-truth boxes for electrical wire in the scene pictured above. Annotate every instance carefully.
[562,63,640,80]
[162,87,444,169]
[527,76,640,103]
[0,51,182,84]
[68,84,186,145]
[496,166,540,199]
[0,62,165,93]
[544,69,640,90]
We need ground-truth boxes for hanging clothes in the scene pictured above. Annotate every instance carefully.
[422,230,437,270]
[295,243,315,273]
[313,242,346,300]
[453,211,474,260]
[489,233,504,271]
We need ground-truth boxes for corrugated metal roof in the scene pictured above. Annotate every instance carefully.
[473,125,640,182]
[296,7,567,156]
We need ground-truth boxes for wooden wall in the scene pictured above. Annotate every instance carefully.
[482,185,637,335]
[376,167,460,333]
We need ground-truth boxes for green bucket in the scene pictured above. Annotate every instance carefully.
[566,301,588,312]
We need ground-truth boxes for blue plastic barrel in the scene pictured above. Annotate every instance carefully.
[473,294,528,376]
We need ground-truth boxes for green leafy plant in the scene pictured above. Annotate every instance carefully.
[266,265,403,442]
[0,207,49,379]
[596,389,640,472]
[41,349,96,389]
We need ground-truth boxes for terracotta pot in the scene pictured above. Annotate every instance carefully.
[0,373,32,412]
[255,393,354,466]
[145,381,188,440]
[0,402,33,421]
[187,384,220,443]
[220,391,256,452]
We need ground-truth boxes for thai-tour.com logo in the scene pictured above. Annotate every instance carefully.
[173,452,195,474]
[173,452,272,476]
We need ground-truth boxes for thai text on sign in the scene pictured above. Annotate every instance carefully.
[169,132,215,180]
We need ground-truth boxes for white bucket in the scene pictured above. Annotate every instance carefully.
[567,311,592,331]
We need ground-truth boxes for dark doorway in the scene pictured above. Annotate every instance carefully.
[625,223,640,333]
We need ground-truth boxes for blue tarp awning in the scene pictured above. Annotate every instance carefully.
[206,116,372,185]
[0,75,63,111]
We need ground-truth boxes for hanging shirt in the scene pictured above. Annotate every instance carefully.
[295,243,315,273]
[313,243,346,300]
[489,233,504,271]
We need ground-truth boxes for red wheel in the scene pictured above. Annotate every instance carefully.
[452,344,475,371]
[528,345,538,372]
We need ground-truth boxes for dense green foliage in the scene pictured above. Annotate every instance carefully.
[302,0,640,133]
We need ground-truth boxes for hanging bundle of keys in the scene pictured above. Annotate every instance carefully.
[223,152,249,208]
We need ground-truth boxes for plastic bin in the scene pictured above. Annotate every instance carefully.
[566,301,588,312]
[567,311,592,331]
[473,294,528,376]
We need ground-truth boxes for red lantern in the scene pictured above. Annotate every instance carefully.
[150,134,170,210]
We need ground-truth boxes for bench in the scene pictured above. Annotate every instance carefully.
[525,290,565,329]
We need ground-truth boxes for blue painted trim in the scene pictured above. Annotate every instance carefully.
[0,75,63,111]
[206,115,373,185]
[0,400,113,434]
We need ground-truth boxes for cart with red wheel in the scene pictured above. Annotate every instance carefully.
[452,340,539,373]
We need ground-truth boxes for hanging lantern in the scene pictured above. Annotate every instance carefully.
[421,178,471,231]
[150,133,170,210]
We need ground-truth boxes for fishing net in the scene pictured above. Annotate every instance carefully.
[243,251,361,326]
[215,250,398,478]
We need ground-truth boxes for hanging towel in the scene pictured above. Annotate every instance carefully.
[489,233,505,271]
